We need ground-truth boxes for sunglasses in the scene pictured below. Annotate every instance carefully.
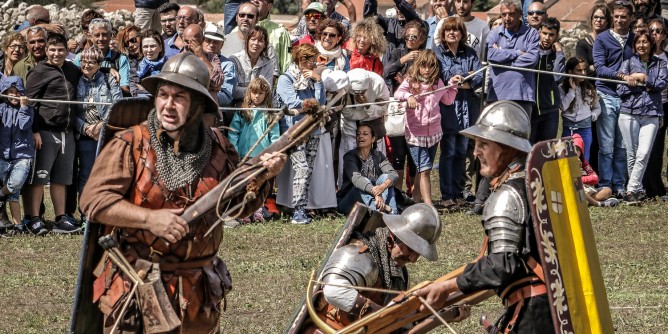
[126,37,139,45]
[81,25,89,31]
[238,13,256,19]
[650,27,665,34]
[527,10,545,16]
[305,13,322,20]
[405,34,419,41]
[321,32,338,39]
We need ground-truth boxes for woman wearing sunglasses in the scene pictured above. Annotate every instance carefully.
[314,19,349,72]
[117,25,142,96]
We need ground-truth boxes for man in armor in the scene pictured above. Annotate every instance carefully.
[79,52,286,333]
[414,101,554,333]
[314,203,469,329]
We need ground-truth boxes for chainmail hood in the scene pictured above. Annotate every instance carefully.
[147,109,212,191]
[353,227,408,294]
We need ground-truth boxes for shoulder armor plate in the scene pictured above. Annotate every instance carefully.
[321,243,379,288]
[482,183,529,254]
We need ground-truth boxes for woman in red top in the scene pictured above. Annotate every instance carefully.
[348,17,386,75]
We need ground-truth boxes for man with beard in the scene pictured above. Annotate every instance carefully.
[253,0,292,73]
[453,0,489,59]
[634,0,667,25]
[294,0,354,41]
[182,24,225,105]
[157,2,180,40]
[294,2,327,46]
[13,26,48,82]
[164,6,200,58]
[313,204,470,329]
[415,101,554,334]
[80,52,286,332]
[363,0,425,50]
[526,2,548,29]
[74,18,132,96]
[203,23,237,108]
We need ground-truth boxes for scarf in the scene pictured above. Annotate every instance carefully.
[315,42,347,71]
[286,63,313,91]
[359,151,377,184]
[353,228,408,296]
[147,109,212,191]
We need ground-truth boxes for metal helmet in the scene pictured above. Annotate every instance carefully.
[383,204,442,261]
[460,101,532,153]
[141,52,218,114]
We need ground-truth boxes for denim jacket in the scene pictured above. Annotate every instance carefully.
[0,76,34,159]
[276,70,326,135]
[617,54,668,117]
[75,71,123,137]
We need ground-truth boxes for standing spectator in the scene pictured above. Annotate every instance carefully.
[577,4,612,76]
[13,26,48,83]
[643,18,668,199]
[453,0,490,60]
[74,19,132,98]
[531,17,564,143]
[73,10,104,55]
[349,17,387,75]
[1,33,27,77]
[394,50,458,205]
[337,123,398,215]
[164,6,199,58]
[560,56,601,162]
[633,15,650,35]
[383,20,426,93]
[363,0,424,50]
[294,0,354,40]
[117,25,143,96]
[134,0,167,33]
[203,24,238,108]
[633,0,666,25]
[426,0,449,49]
[74,47,122,210]
[433,17,483,209]
[275,43,327,224]
[294,2,327,46]
[486,0,540,116]
[182,25,225,104]
[617,32,668,203]
[230,26,277,106]
[315,19,350,71]
[0,76,34,232]
[526,2,548,29]
[253,0,293,74]
[593,0,635,198]
[14,5,50,32]
[157,3,180,40]
[25,33,82,235]
[224,0,250,35]
[137,30,167,80]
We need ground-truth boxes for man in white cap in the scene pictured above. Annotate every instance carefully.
[253,0,292,73]
[204,23,237,107]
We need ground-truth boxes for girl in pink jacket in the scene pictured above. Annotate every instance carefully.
[394,50,458,205]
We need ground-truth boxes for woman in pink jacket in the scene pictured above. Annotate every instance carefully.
[394,50,458,204]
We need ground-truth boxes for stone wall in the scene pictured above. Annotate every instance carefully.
[559,24,591,59]
[0,1,134,40]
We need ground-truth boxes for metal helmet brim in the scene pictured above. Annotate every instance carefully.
[459,100,533,153]
[383,204,442,261]
[141,52,219,115]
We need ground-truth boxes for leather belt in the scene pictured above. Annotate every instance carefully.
[503,282,547,308]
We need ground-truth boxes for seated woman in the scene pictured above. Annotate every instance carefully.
[573,134,618,207]
[337,123,398,215]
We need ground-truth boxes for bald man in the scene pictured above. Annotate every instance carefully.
[220,2,259,57]
[14,5,50,32]
[182,24,225,107]
[526,2,547,29]
[164,6,200,58]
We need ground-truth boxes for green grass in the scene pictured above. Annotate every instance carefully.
[0,200,667,333]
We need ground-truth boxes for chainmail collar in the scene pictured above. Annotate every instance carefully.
[353,227,407,292]
[147,109,212,191]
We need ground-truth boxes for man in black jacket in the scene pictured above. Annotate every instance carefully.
[24,33,82,235]
[363,0,426,50]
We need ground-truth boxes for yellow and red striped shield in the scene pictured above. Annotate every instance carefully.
[526,137,614,334]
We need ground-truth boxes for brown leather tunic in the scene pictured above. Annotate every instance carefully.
[84,123,267,333]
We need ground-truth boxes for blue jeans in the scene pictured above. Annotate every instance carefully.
[596,93,627,190]
[0,158,32,202]
[439,133,468,200]
[77,137,98,195]
[562,126,593,162]
[337,174,397,215]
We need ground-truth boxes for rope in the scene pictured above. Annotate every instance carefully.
[343,65,488,109]
[484,62,643,86]
[416,295,458,334]
[310,280,404,295]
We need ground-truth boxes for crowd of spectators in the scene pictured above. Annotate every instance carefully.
[0,0,668,234]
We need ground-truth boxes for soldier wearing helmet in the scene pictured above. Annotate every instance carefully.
[313,204,470,329]
[79,52,286,332]
[415,101,554,334]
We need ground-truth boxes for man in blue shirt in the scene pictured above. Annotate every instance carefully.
[426,0,449,49]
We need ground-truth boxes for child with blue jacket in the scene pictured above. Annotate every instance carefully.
[0,76,34,232]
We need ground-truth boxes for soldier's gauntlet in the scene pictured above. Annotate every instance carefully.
[348,294,382,320]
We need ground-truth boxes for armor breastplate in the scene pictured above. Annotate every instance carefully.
[118,124,232,262]
[482,172,529,254]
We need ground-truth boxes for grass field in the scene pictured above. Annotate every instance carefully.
[0,197,667,333]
